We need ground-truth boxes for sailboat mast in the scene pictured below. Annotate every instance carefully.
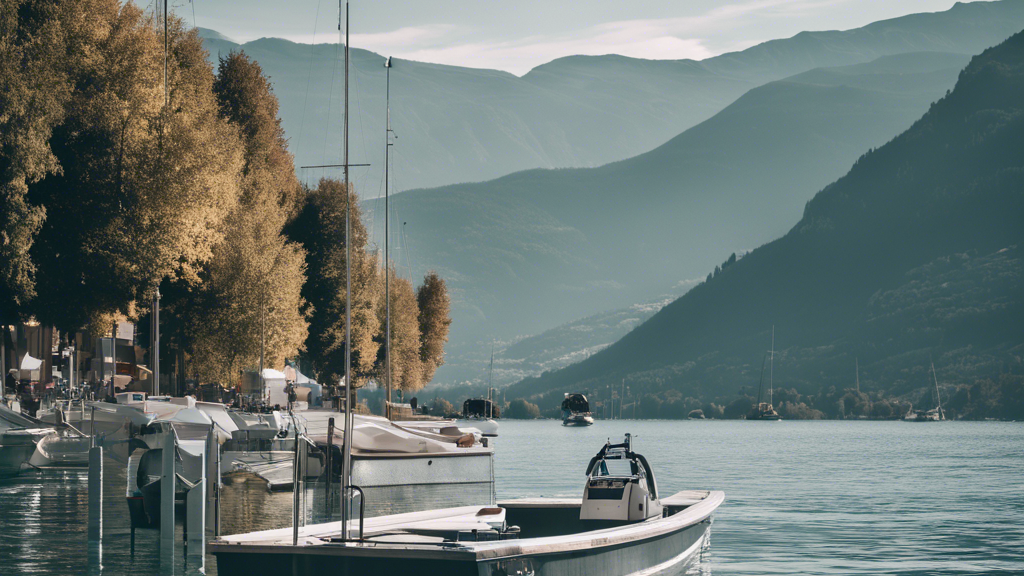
[769,325,774,406]
[487,343,494,418]
[384,57,393,420]
[340,0,354,542]
[757,354,766,407]
[931,358,943,418]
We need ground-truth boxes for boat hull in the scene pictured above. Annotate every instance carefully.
[562,414,594,426]
[212,491,722,576]
[213,521,708,576]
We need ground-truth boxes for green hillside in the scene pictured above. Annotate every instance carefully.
[506,30,1024,420]
[198,1,1024,191]
[377,51,973,353]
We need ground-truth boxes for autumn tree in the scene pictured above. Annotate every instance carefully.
[287,178,381,385]
[378,271,424,394]
[0,0,78,323]
[189,211,308,383]
[416,271,451,384]
[27,5,243,332]
[188,51,308,383]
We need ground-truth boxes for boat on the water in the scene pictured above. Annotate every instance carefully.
[748,328,782,421]
[0,427,55,476]
[1,401,82,471]
[457,398,499,437]
[562,392,595,426]
[211,433,724,576]
[687,409,706,420]
[904,359,946,422]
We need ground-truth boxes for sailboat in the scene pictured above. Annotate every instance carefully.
[903,359,946,422]
[748,327,781,420]
[458,344,500,436]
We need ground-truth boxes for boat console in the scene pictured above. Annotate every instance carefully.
[580,433,662,522]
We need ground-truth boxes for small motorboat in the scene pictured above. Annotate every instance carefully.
[211,433,724,576]
[688,409,706,420]
[561,392,595,426]
[0,428,56,477]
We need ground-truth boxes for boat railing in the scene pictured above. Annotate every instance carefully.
[343,484,365,541]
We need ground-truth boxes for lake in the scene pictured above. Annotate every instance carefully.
[0,420,1020,575]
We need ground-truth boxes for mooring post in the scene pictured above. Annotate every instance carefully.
[215,428,221,537]
[325,418,334,519]
[87,445,102,573]
[160,427,175,558]
[292,426,300,545]
[186,438,206,569]
[87,446,102,541]
[206,425,217,533]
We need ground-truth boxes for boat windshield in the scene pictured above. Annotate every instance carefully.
[595,459,633,477]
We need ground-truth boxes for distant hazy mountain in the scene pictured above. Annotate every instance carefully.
[375,50,974,357]
[197,0,1024,191]
[506,30,1024,416]
[434,292,683,388]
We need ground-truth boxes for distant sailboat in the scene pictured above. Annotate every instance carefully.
[903,358,946,422]
[748,327,781,421]
[457,343,500,436]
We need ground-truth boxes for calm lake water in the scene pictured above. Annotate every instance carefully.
[0,420,1021,575]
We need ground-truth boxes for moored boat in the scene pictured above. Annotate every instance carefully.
[457,398,499,437]
[748,328,783,421]
[561,392,594,426]
[211,434,723,576]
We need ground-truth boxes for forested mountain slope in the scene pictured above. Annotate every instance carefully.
[505,30,1024,419]
[378,51,974,349]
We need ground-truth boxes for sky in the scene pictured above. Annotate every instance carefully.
[166,0,968,75]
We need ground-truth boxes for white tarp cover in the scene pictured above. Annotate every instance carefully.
[20,354,42,371]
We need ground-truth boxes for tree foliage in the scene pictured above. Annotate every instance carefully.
[287,178,382,385]
[28,4,242,331]
[0,5,454,389]
[0,0,75,322]
[380,272,424,394]
[416,271,451,384]
[504,398,541,419]
[189,51,308,384]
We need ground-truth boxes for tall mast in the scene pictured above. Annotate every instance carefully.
[769,325,774,406]
[930,357,943,418]
[384,57,393,420]
[757,353,766,408]
[154,0,168,397]
[487,342,494,418]
[340,0,354,541]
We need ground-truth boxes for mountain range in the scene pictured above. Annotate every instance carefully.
[505,28,1024,419]
[198,1,1024,192]
[371,48,975,355]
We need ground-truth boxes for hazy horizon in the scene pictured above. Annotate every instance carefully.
[173,0,970,75]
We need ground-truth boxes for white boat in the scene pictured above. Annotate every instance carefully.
[455,416,498,436]
[0,428,55,476]
[211,434,723,576]
[561,393,595,426]
[1,402,76,471]
[904,359,946,422]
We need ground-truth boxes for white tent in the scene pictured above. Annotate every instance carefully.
[261,368,288,407]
